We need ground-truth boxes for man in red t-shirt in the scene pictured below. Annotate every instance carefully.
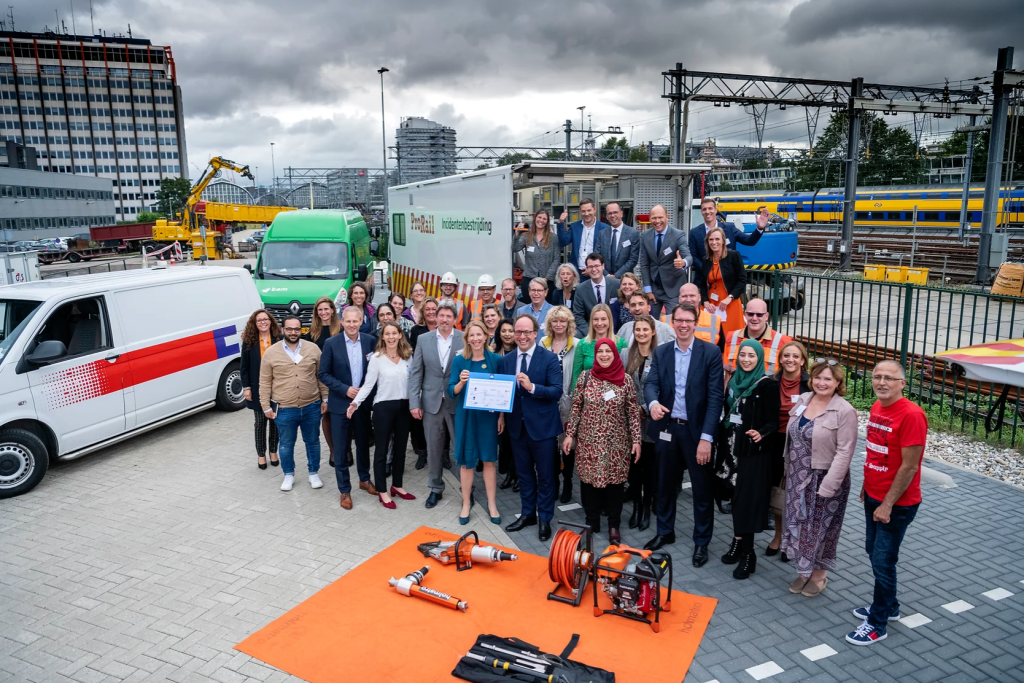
[847,360,927,647]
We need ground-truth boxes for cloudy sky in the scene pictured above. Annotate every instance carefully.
[13,0,1024,184]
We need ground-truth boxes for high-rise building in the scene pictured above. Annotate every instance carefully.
[395,116,455,183]
[0,30,188,222]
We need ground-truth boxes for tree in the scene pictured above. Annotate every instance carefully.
[628,146,649,162]
[156,177,192,217]
[117,211,161,225]
[544,149,566,160]
[938,116,1024,183]
[792,112,925,189]
[495,152,532,166]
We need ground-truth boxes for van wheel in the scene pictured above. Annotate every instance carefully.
[0,428,49,499]
[216,361,245,411]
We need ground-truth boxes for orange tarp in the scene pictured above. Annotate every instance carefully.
[236,526,716,683]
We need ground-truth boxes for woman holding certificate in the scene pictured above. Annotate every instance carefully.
[562,339,643,545]
[448,320,505,525]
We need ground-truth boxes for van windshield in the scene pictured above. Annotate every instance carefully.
[0,299,43,365]
[258,241,350,280]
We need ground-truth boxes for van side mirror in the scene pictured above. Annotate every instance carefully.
[369,239,379,256]
[26,340,68,365]
[244,263,253,275]
[357,264,368,282]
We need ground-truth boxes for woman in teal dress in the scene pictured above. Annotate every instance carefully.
[570,303,628,393]
[448,320,504,525]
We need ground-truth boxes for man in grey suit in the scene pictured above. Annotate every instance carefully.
[638,204,692,318]
[572,252,619,338]
[595,202,640,278]
[409,300,465,508]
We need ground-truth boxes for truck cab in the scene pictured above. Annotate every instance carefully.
[251,209,377,331]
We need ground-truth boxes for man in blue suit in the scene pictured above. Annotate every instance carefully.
[643,302,725,567]
[595,202,640,278]
[688,197,767,273]
[500,314,563,542]
[557,198,609,276]
[318,307,376,510]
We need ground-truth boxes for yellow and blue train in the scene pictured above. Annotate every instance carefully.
[710,185,1024,229]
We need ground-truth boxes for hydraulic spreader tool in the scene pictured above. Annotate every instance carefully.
[418,530,517,571]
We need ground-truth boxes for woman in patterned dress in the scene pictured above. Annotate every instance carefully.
[782,360,858,597]
[562,338,643,545]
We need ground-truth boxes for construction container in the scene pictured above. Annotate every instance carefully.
[885,266,907,283]
[905,268,929,285]
[864,264,885,281]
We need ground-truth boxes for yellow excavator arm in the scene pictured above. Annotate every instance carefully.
[182,156,255,231]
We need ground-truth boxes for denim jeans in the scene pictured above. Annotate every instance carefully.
[864,495,919,631]
[275,401,322,476]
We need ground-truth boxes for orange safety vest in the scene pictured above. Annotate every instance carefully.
[469,298,498,322]
[724,327,792,374]
[659,311,722,345]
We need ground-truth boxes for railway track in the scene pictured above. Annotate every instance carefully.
[795,226,1024,283]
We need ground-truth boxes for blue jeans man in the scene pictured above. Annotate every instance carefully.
[275,400,323,476]
[863,495,919,632]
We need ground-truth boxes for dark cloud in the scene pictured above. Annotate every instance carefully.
[9,0,1022,176]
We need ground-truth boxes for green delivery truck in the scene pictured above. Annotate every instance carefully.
[247,210,379,332]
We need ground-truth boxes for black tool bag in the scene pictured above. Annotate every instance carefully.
[452,634,615,683]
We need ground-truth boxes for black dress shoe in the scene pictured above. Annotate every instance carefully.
[425,491,442,509]
[505,514,537,532]
[627,504,641,529]
[765,544,780,557]
[559,478,573,504]
[692,544,709,568]
[538,520,551,541]
[414,450,428,470]
[499,473,516,490]
[643,533,675,551]
[716,500,733,514]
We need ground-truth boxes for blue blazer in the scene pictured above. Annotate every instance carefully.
[688,221,764,273]
[318,332,376,414]
[557,219,610,270]
[642,338,725,445]
[499,345,563,441]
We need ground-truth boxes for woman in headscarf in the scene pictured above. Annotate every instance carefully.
[719,339,780,580]
[562,338,643,545]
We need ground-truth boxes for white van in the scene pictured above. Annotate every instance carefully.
[0,267,263,498]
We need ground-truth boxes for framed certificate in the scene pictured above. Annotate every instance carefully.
[464,372,516,413]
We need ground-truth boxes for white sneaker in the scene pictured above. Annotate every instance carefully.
[309,473,323,489]
[280,474,294,491]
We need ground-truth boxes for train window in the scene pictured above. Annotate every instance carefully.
[855,212,868,220]
[887,212,901,220]
[795,204,805,211]
[966,212,975,222]
[906,194,922,199]
[923,212,940,221]
[969,192,984,199]
[925,193,943,199]
[945,212,960,223]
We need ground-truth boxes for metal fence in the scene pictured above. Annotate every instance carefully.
[749,271,1024,447]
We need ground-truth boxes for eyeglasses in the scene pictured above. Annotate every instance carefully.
[745,311,768,318]
[672,318,697,325]
[814,358,838,366]
[872,375,904,383]
[514,331,535,336]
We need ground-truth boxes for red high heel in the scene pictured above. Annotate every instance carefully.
[390,485,416,501]
[378,493,396,510]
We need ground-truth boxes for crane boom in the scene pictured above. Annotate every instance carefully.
[182,156,255,232]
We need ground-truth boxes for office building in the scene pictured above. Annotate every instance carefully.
[395,116,456,183]
[0,29,188,221]
[1,165,116,241]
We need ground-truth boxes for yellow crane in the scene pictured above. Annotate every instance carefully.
[151,156,293,260]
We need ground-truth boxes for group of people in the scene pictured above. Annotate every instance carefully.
[238,196,928,648]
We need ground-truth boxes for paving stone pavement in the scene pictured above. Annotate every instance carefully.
[1,410,1022,683]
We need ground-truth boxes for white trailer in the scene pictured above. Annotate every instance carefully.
[1,251,41,285]
[386,161,709,303]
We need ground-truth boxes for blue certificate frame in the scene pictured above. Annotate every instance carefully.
[463,372,516,413]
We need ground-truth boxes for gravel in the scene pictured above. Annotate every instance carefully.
[856,411,1024,488]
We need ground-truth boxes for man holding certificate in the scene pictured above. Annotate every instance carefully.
[499,314,564,542]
